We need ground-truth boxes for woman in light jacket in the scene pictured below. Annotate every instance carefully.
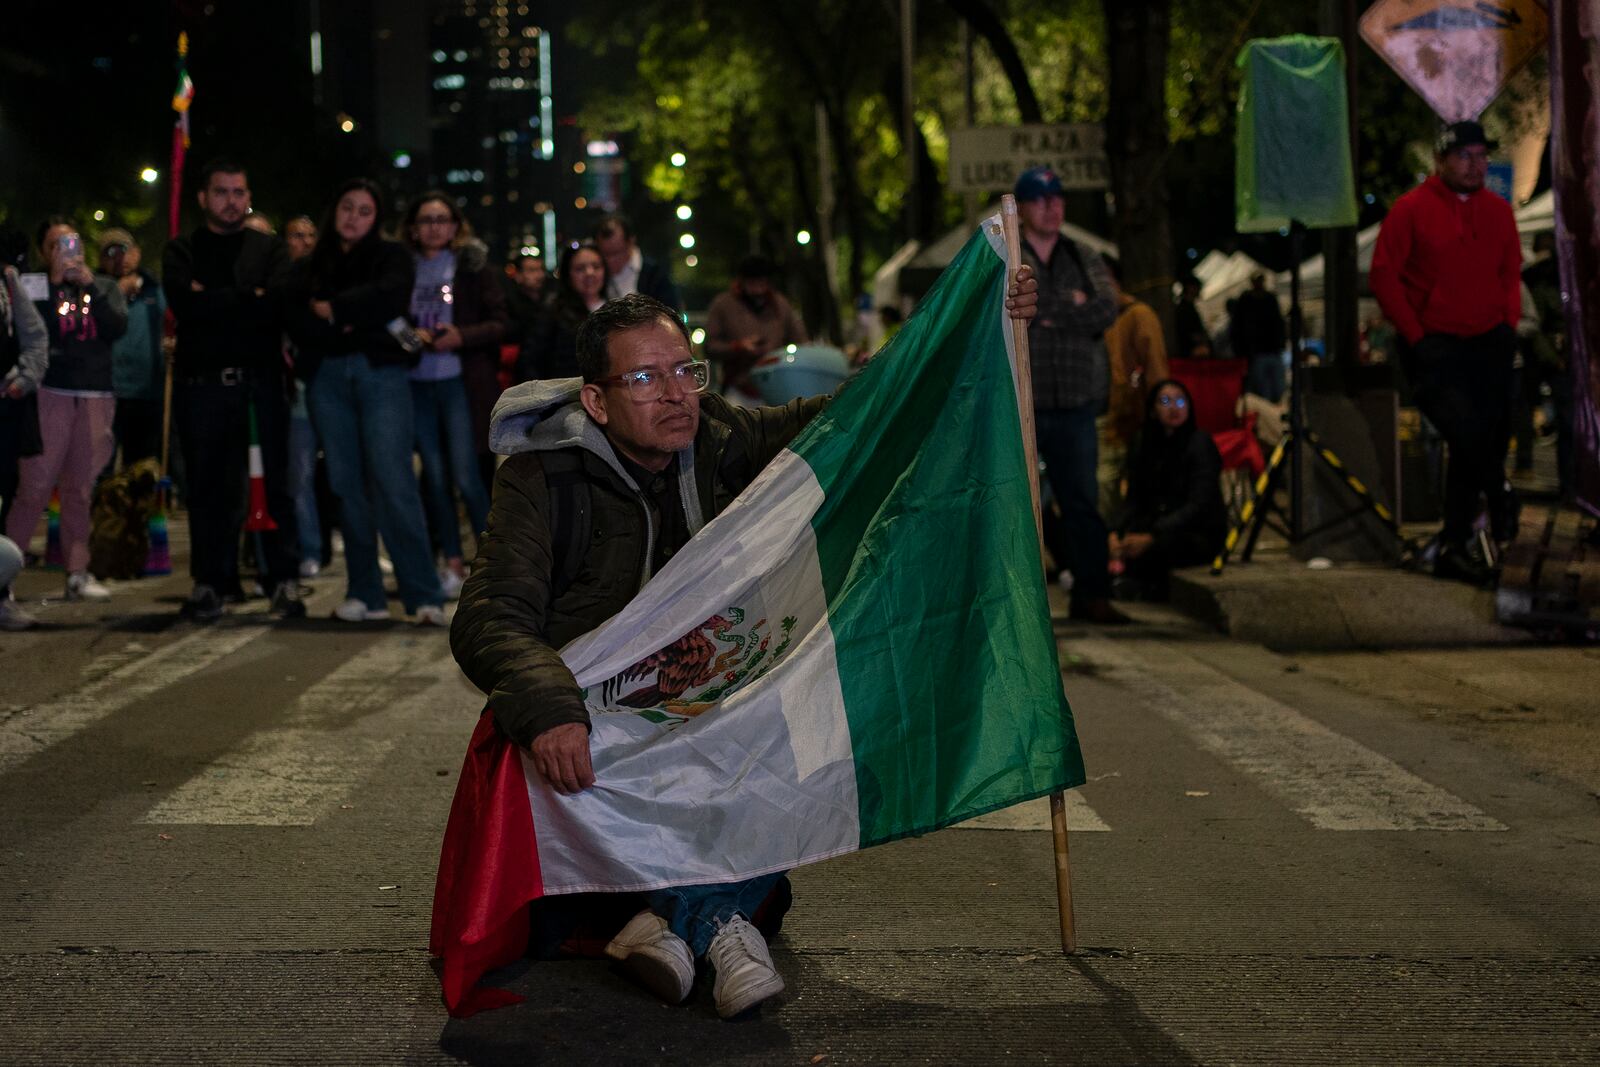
[399,192,507,597]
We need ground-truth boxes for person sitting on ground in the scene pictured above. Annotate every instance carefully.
[452,269,1039,1019]
[1109,379,1227,600]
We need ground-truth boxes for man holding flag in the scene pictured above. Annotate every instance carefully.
[442,237,1061,1019]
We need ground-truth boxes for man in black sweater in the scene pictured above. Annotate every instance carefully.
[162,159,301,621]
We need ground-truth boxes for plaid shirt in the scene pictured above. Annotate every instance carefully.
[1020,237,1118,411]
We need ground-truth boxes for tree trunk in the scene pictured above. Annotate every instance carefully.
[944,0,1044,123]
[818,92,868,307]
[1103,0,1175,340]
[780,111,843,341]
[1320,0,1359,384]
[882,67,944,242]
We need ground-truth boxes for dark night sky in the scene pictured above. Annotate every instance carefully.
[0,1,602,267]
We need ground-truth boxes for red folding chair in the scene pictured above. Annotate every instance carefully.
[1169,358,1264,524]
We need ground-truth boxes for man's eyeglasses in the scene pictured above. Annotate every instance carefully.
[1158,395,1188,408]
[598,360,710,402]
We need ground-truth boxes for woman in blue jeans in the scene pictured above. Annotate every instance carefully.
[400,193,507,598]
[285,179,445,625]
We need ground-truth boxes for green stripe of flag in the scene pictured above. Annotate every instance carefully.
[789,227,1084,847]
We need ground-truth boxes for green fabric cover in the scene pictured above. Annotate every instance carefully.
[1236,35,1359,233]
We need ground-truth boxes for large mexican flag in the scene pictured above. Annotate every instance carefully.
[431,217,1085,1016]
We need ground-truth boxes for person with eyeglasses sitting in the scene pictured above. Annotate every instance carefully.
[450,276,1038,1018]
[1108,378,1227,601]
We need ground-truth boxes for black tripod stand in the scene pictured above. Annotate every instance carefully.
[1211,223,1404,575]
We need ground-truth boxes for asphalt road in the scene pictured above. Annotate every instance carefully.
[2,529,1597,1065]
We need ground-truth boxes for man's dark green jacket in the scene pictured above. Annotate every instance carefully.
[451,377,827,747]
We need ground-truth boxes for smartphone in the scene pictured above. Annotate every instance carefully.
[386,316,425,355]
[56,232,83,262]
[100,244,127,278]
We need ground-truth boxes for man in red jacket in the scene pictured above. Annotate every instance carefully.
[1370,121,1523,583]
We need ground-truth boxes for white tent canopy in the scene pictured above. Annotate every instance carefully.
[873,205,1116,312]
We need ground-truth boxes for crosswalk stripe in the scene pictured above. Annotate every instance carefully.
[0,623,265,776]
[955,792,1110,832]
[139,638,469,826]
[1075,638,1506,831]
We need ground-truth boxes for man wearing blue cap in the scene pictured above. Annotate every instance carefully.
[1014,165,1126,623]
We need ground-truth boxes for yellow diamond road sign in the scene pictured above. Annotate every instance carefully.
[1360,0,1549,122]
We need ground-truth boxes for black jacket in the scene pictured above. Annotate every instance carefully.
[36,275,128,393]
[451,384,827,747]
[162,227,290,376]
[636,255,681,312]
[284,237,415,376]
[1118,380,1227,556]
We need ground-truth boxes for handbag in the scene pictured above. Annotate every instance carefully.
[16,391,42,457]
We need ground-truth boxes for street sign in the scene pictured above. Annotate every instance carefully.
[947,123,1109,195]
[1359,0,1549,121]
[1485,159,1515,201]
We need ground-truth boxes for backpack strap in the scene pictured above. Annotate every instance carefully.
[540,451,591,601]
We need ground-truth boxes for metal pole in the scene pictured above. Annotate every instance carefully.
[816,101,841,337]
[1290,223,1305,540]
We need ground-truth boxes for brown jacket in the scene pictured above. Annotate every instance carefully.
[1103,293,1168,446]
[703,288,806,387]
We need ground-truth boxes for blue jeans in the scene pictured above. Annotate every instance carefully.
[410,376,490,561]
[1247,351,1286,403]
[306,355,443,613]
[645,872,784,957]
[287,410,322,564]
[1036,404,1109,600]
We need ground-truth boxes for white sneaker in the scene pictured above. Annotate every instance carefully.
[438,569,465,600]
[604,910,694,1005]
[0,595,37,631]
[65,572,111,602]
[333,597,390,622]
[299,559,321,579]
[707,915,783,1018]
[413,604,447,627]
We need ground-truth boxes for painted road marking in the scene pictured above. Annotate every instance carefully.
[957,792,1110,832]
[140,638,471,826]
[1075,638,1506,831]
[0,623,266,775]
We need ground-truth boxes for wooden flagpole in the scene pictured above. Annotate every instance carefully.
[1000,193,1077,954]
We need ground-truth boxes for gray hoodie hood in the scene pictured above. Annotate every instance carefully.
[486,377,706,540]
[487,377,588,457]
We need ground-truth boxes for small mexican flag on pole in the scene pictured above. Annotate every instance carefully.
[168,33,194,240]
[147,31,193,575]
[431,207,1086,1016]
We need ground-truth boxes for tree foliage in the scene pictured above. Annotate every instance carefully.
[570,0,1552,330]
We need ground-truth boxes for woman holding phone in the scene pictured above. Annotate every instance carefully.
[4,218,128,603]
[285,180,445,626]
[399,192,506,598]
